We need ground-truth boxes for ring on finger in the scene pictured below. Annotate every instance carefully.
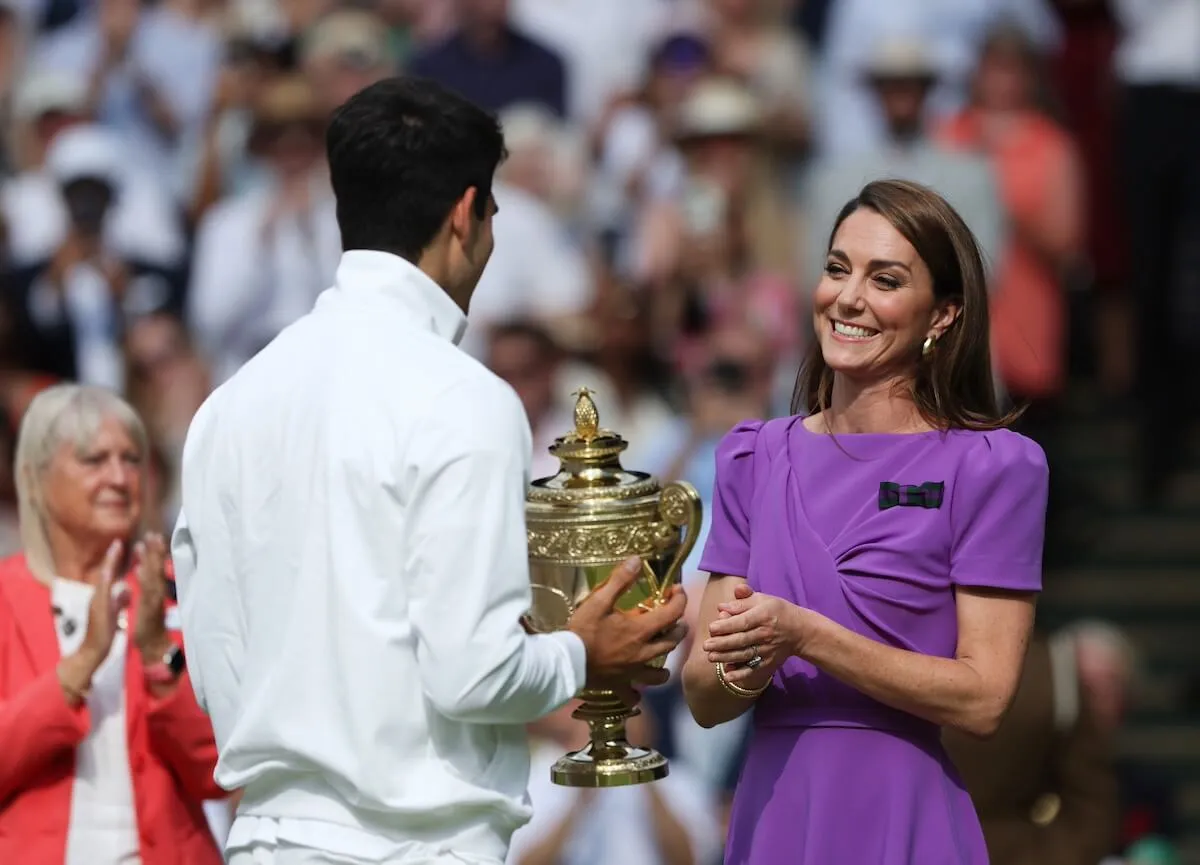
[745,645,763,669]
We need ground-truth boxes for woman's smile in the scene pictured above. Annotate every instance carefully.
[830,320,880,342]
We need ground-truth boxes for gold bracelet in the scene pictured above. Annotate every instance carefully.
[714,661,769,699]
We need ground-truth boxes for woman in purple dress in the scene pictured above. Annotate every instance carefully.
[681,178,1047,865]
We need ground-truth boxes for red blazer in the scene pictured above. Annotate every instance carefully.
[0,553,224,865]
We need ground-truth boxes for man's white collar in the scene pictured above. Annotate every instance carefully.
[334,250,468,345]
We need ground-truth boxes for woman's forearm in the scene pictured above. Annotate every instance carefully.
[681,656,762,729]
[799,613,1008,737]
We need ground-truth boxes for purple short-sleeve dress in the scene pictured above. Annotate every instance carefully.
[698,416,1049,865]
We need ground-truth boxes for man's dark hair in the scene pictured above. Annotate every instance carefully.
[326,76,506,261]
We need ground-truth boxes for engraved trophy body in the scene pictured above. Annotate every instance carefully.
[524,388,702,787]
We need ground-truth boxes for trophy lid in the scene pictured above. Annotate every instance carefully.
[528,388,659,501]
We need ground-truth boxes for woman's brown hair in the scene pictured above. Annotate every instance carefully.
[791,178,1019,431]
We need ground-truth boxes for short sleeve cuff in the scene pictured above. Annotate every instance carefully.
[951,556,1042,593]
[698,546,749,579]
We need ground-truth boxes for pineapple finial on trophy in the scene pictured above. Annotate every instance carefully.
[570,387,601,441]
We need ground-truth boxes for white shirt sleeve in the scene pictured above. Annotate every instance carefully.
[402,378,587,724]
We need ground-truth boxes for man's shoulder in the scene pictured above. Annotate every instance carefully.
[282,324,524,435]
[407,351,528,434]
[191,319,527,448]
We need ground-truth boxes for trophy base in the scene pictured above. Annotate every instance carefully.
[549,686,670,787]
[550,742,669,787]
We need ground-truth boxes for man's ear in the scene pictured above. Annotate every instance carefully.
[449,186,479,244]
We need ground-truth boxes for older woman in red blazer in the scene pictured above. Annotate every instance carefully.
[0,383,223,865]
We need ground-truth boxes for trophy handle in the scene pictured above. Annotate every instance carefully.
[656,481,703,600]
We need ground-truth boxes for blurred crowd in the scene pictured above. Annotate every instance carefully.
[0,0,1198,863]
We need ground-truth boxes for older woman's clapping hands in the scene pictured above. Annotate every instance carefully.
[131,532,172,662]
[56,539,130,704]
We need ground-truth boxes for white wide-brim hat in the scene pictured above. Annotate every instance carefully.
[44,124,125,189]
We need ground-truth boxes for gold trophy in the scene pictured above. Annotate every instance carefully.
[524,388,703,787]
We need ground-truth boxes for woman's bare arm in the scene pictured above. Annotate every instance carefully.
[681,574,771,728]
[707,586,1035,737]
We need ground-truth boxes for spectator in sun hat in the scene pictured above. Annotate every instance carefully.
[6,67,89,178]
[812,0,1061,157]
[2,69,185,269]
[703,0,813,155]
[183,14,295,220]
[5,124,185,391]
[187,75,340,384]
[495,101,587,219]
[42,124,183,291]
[300,9,395,115]
[587,29,712,272]
[634,74,802,356]
[800,36,1005,297]
[30,0,222,187]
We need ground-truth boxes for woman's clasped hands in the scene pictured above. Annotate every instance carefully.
[703,584,811,688]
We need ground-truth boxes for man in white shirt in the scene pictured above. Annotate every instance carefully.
[170,76,688,865]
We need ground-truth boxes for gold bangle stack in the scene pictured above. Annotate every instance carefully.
[714,661,770,699]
